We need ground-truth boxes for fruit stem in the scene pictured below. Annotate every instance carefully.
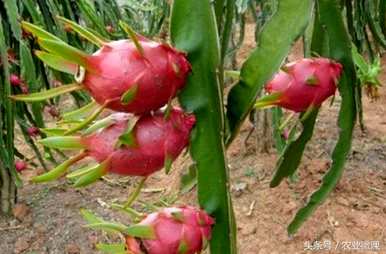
[110,203,144,222]
[278,112,296,131]
[123,177,147,208]
[299,104,317,122]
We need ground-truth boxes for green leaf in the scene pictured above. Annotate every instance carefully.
[38,136,85,150]
[365,1,386,48]
[226,0,313,144]
[9,83,83,102]
[64,103,106,135]
[126,225,155,239]
[21,21,62,42]
[180,164,197,194]
[56,16,107,47]
[254,92,282,109]
[40,128,68,136]
[35,51,78,75]
[380,0,386,38]
[66,164,101,179]
[20,41,37,88]
[96,243,126,254]
[32,153,86,183]
[37,39,89,68]
[86,222,130,234]
[351,45,368,72]
[288,0,357,235]
[171,1,237,253]
[61,101,98,122]
[77,0,109,37]
[20,41,46,156]
[72,160,109,187]
[81,209,130,235]
[116,117,139,148]
[270,108,319,187]
[83,116,116,135]
[271,108,286,154]
[80,209,105,224]
[117,131,137,148]
[23,0,42,24]
[3,0,22,40]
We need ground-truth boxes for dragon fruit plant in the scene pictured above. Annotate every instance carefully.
[255,58,343,113]
[10,17,191,134]
[33,107,195,187]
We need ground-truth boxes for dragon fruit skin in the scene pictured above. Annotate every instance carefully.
[126,206,214,254]
[15,160,28,172]
[10,74,23,86]
[81,108,195,176]
[27,126,40,138]
[265,58,343,112]
[83,40,191,114]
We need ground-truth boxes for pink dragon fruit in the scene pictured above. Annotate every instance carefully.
[10,74,23,86]
[13,20,191,115]
[126,206,214,254]
[33,107,195,184]
[15,160,28,172]
[80,108,195,176]
[27,126,40,138]
[82,39,191,113]
[258,58,343,112]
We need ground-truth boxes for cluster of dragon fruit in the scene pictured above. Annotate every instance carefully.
[10,16,343,254]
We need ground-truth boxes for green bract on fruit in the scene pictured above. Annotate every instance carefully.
[256,57,343,112]
[33,107,195,187]
[126,206,214,254]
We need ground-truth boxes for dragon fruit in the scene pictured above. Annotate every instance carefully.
[15,160,28,172]
[81,108,195,176]
[33,108,195,185]
[257,58,343,112]
[10,74,22,86]
[13,19,191,115]
[81,39,190,113]
[126,206,214,254]
[10,74,29,94]
[27,126,40,138]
